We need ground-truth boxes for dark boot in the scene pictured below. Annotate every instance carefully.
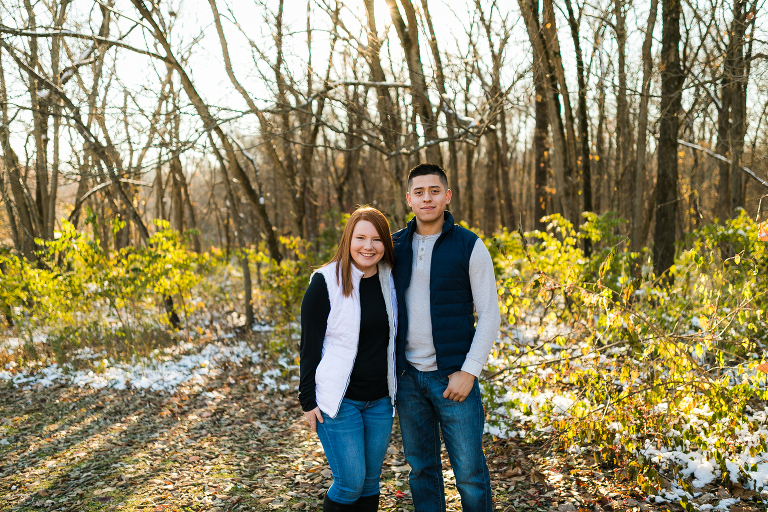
[354,493,380,512]
[323,495,355,512]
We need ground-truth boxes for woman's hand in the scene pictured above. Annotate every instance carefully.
[304,407,324,432]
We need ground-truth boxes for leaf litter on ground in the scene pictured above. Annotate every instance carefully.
[0,333,765,512]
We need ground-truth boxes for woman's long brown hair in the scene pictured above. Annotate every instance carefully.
[326,207,395,297]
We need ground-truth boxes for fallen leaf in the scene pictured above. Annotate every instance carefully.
[395,490,406,498]
[529,469,546,485]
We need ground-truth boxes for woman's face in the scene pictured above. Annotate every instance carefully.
[349,220,385,277]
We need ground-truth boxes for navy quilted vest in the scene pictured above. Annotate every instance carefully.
[392,212,478,377]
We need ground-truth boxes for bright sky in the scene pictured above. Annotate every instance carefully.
[5,0,765,186]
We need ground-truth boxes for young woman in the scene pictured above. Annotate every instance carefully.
[299,207,397,512]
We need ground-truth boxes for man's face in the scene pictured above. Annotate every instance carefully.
[406,174,451,224]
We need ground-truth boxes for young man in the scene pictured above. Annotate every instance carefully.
[392,163,500,512]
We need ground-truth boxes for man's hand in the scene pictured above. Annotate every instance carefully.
[304,407,324,432]
[442,371,475,402]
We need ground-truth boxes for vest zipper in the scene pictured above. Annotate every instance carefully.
[334,339,358,417]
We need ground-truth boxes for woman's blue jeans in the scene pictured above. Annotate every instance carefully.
[316,397,394,504]
[396,364,492,512]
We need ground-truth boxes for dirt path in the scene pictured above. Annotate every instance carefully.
[0,363,650,512]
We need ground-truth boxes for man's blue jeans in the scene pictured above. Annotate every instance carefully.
[316,397,394,504]
[397,364,492,512]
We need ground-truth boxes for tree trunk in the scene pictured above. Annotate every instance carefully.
[542,0,579,223]
[653,0,683,280]
[565,0,592,254]
[208,134,254,328]
[47,0,70,239]
[421,0,460,218]
[170,156,184,233]
[363,0,407,225]
[595,50,609,215]
[715,85,732,221]
[518,0,571,219]
[483,145,499,234]
[385,0,442,165]
[534,71,549,233]
[499,107,516,229]
[729,0,749,215]
[0,48,34,258]
[24,0,49,239]
[632,0,658,252]
[614,0,632,228]
[466,145,476,229]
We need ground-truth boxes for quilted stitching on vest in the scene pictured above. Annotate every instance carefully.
[392,212,479,377]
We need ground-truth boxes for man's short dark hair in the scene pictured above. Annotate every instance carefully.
[407,163,449,190]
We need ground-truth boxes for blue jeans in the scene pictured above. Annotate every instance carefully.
[396,364,492,512]
[316,397,394,504]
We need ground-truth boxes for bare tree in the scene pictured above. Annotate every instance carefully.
[653,0,683,279]
[632,0,659,254]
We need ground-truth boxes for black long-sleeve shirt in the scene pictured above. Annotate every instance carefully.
[299,272,390,412]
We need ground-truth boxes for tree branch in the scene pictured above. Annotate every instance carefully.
[678,139,768,189]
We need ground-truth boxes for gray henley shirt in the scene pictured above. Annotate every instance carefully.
[404,234,501,377]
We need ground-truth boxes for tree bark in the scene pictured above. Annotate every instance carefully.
[564,0,592,254]
[385,0,442,165]
[518,0,571,220]
[24,0,49,239]
[729,0,749,215]
[715,83,732,221]
[499,106,516,229]
[595,53,608,215]
[632,0,658,252]
[533,70,549,233]
[363,0,407,225]
[614,0,632,228]
[653,0,683,280]
[464,74,476,228]
[0,48,34,258]
[421,0,460,218]
[208,133,254,328]
[46,0,70,239]
[542,0,579,223]
[484,141,500,234]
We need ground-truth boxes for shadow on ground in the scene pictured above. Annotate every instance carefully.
[0,362,659,512]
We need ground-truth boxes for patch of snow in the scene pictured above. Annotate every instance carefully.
[0,340,269,394]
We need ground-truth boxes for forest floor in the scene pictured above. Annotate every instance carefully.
[0,339,756,512]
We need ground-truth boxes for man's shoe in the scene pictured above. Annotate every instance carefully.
[354,493,380,512]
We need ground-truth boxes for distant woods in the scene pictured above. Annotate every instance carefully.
[0,0,765,279]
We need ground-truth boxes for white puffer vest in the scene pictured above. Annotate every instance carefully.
[313,261,398,419]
